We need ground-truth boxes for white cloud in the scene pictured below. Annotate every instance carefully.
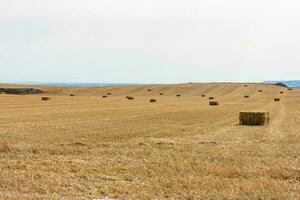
[0,0,300,83]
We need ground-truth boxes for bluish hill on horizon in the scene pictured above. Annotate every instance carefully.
[3,81,300,88]
[265,80,300,88]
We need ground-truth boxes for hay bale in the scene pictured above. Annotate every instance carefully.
[280,91,284,94]
[201,95,206,97]
[41,97,51,101]
[102,95,108,98]
[159,93,164,95]
[127,96,134,100]
[0,141,11,153]
[244,85,248,87]
[258,90,263,92]
[288,88,293,91]
[147,89,152,92]
[150,99,156,103]
[209,97,214,100]
[209,101,219,106]
[176,94,181,97]
[70,94,75,96]
[107,93,112,95]
[239,112,270,126]
[274,98,280,102]
[244,95,250,98]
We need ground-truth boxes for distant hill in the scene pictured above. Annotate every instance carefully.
[0,87,45,95]
[265,81,300,88]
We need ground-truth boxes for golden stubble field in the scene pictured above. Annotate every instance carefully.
[0,83,299,200]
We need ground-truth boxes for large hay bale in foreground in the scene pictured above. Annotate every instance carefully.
[150,99,156,103]
[41,97,51,101]
[239,112,270,126]
[209,101,219,106]
[274,98,280,102]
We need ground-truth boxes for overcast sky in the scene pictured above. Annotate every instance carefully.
[1,0,300,83]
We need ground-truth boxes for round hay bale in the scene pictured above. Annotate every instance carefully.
[201,95,206,97]
[147,89,152,92]
[176,94,181,97]
[244,85,248,87]
[274,98,280,102]
[159,93,164,95]
[150,99,156,103]
[258,90,263,92]
[107,93,112,95]
[102,95,108,98]
[244,95,250,98]
[209,97,214,100]
[70,94,76,96]
[280,91,284,94]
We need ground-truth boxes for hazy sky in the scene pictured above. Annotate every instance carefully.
[1,0,300,83]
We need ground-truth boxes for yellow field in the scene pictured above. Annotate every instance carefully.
[0,83,299,199]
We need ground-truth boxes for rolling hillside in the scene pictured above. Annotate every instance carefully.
[0,83,299,199]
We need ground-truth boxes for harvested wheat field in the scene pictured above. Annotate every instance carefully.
[0,83,299,200]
